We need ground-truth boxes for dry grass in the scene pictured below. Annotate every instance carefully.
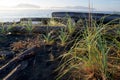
[10,36,41,52]
[56,19,120,80]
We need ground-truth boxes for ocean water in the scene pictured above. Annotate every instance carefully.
[0,9,85,22]
[0,9,115,22]
[0,9,54,22]
[0,8,97,22]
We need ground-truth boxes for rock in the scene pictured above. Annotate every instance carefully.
[52,12,120,23]
[0,51,14,59]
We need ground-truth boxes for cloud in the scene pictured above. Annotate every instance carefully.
[64,6,95,10]
[15,3,40,8]
[50,6,96,10]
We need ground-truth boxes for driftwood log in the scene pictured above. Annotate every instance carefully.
[0,46,38,79]
[3,61,28,80]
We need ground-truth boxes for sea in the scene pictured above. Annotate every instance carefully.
[0,9,115,22]
[0,9,83,22]
[0,9,51,22]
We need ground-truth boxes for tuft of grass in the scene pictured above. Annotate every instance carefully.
[24,19,34,34]
[48,18,65,26]
[76,19,84,27]
[56,18,120,80]
[59,29,68,46]
[0,23,13,35]
[66,17,76,34]
[0,23,6,34]
[43,32,54,45]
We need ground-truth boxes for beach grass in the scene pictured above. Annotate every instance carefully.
[55,18,120,80]
[0,15,120,80]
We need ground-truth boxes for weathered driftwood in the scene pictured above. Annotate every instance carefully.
[3,61,28,80]
[0,46,37,74]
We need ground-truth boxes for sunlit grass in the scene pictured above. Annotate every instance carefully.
[43,32,54,45]
[56,18,120,80]
[0,14,120,80]
[59,28,68,46]
[66,17,76,34]
[48,18,65,26]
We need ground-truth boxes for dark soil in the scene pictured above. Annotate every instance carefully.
[0,34,71,80]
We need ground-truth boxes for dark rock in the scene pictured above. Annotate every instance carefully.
[20,18,50,22]
[52,12,120,23]
[0,51,14,59]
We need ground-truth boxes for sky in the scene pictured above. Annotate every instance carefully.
[0,0,120,11]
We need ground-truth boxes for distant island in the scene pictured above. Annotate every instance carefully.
[15,3,40,8]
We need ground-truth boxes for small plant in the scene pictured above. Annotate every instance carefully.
[7,24,13,34]
[0,55,5,60]
[0,23,12,35]
[66,17,76,34]
[59,29,68,46]
[43,32,54,45]
[48,18,65,26]
[24,19,34,34]
[0,23,6,34]
[76,19,84,27]
[48,53,54,61]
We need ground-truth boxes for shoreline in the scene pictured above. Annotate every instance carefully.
[0,11,120,24]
